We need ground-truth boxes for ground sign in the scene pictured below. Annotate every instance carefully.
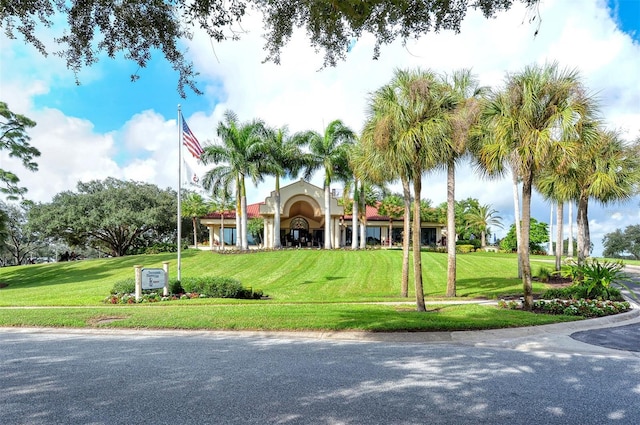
[141,268,166,290]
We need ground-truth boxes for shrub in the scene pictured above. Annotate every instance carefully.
[457,239,481,249]
[169,278,183,295]
[456,244,475,254]
[181,276,244,298]
[540,285,624,302]
[111,278,135,294]
[532,299,630,318]
[144,243,178,254]
[537,266,553,283]
[561,259,628,300]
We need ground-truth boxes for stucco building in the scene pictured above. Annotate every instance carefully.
[200,179,445,249]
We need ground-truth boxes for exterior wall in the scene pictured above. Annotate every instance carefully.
[200,180,444,250]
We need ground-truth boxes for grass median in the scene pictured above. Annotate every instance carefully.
[0,249,585,331]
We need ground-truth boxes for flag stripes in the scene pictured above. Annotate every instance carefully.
[181,113,204,159]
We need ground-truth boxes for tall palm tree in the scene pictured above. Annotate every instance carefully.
[298,120,355,249]
[441,69,484,297]
[569,128,640,265]
[464,204,503,248]
[359,82,414,298]
[372,68,452,311]
[261,126,307,248]
[200,110,266,251]
[476,62,588,310]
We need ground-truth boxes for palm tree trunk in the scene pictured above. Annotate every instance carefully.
[235,180,242,249]
[324,184,331,249]
[192,217,198,248]
[413,178,426,312]
[240,176,248,251]
[351,179,358,250]
[520,177,534,310]
[401,178,411,298]
[511,167,523,279]
[548,203,554,256]
[359,185,366,249]
[274,175,282,249]
[446,162,456,297]
[220,210,225,251]
[555,202,563,271]
[568,201,574,257]
[576,193,590,266]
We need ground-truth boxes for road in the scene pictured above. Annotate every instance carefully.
[2,326,640,425]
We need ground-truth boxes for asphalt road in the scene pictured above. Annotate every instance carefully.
[570,266,640,352]
[2,327,640,425]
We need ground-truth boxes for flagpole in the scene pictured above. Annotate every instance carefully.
[177,105,182,281]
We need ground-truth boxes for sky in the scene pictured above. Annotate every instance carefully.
[1,0,639,256]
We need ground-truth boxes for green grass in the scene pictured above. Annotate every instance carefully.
[0,249,588,331]
[0,303,580,331]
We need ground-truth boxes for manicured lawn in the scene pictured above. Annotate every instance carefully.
[0,249,589,331]
[0,249,539,305]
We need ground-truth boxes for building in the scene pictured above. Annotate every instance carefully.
[200,179,445,249]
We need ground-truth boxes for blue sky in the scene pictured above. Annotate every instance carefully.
[1,0,639,256]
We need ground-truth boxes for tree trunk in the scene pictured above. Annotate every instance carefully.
[555,202,563,271]
[324,184,332,249]
[481,231,486,248]
[220,210,225,251]
[274,175,282,249]
[401,178,411,298]
[576,194,590,266]
[413,178,426,312]
[240,176,248,251]
[235,183,242,249]
[520,176,534,311]
[511,167,523,279]
[567,201,574,258]
[446,162,456,297]
[548,203,554,256]
[359,185,366,249]
[192,217,198,248]
[351,180,358,250]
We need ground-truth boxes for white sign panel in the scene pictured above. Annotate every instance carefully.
[141,268,166,290]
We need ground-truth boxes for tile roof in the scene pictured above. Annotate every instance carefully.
[203,202,394,221]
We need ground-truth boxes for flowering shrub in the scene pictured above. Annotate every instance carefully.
[497,298,631,318]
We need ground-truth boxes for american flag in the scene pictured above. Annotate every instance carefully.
[181,114,204,159]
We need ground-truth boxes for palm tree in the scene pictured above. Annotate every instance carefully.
[535,167,573,271]
[200,110,266,250]
[180,191,212,248]
[476,62,589,310]
[464,204,503,248]
[297,120,355,249]
[441,69,485,297]
[378,194,404,247]
[359,82,414,298]
[261,126,307,248]
[570,128,640,265]
[372,68,452,311]
[201,163,237,249]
